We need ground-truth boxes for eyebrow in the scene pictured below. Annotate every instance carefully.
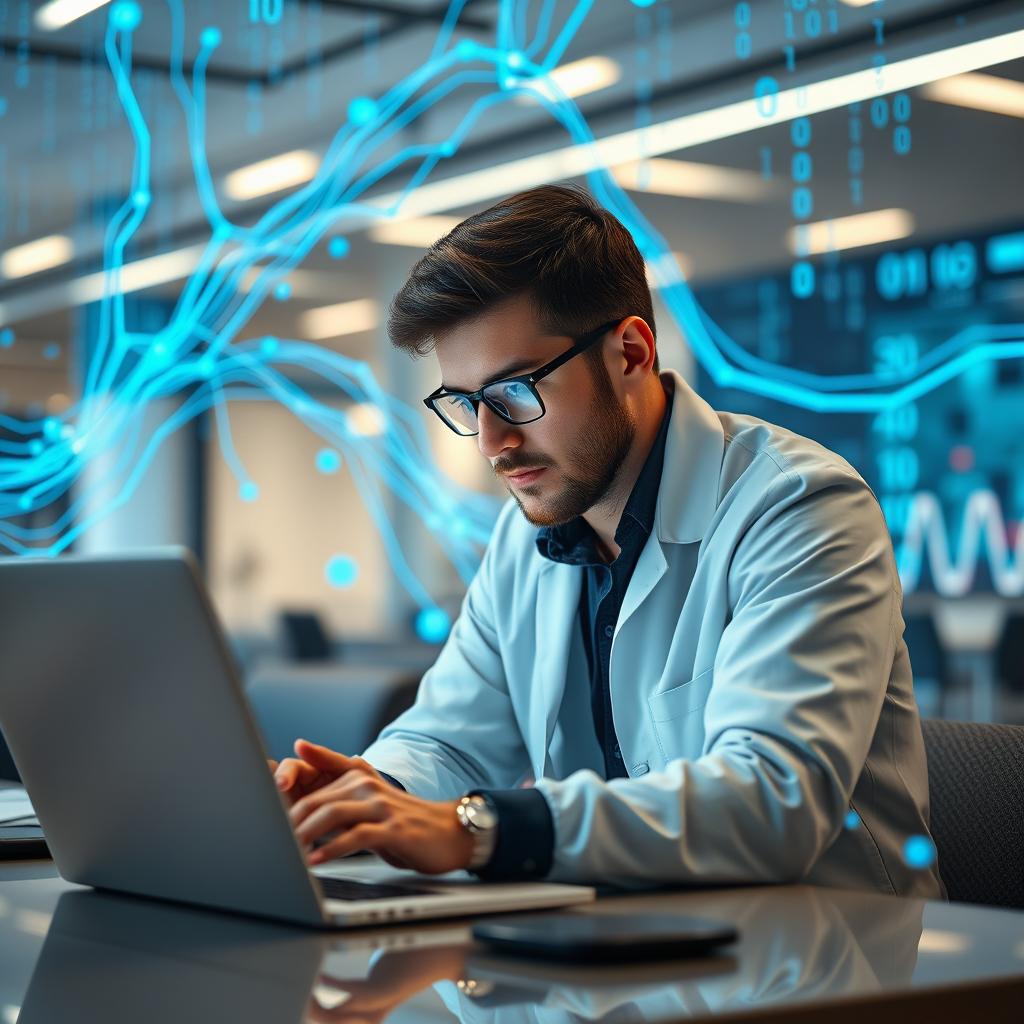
[441,356,542,394]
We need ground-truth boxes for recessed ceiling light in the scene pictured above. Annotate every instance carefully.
[35,0,112,31]
[513,56,621,104]
[0,235,74,279]
[788,208,915,256]
[299,298,378,341]
[224,150,320,201]
[920,72,1024,119]
[614,158,770,202]
[368,216,462,248]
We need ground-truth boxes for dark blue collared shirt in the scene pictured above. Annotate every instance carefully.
[383,378,674,881]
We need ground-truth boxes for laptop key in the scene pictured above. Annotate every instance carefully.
[316,876,442,901]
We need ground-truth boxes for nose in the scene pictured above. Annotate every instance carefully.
[476,402,522,460]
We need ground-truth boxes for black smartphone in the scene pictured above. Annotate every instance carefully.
[472,912,739,962]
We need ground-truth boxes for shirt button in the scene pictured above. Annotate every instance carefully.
[604,625,614,638]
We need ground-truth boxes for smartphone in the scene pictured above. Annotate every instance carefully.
[472,912,739,962]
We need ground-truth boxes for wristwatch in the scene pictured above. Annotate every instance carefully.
[455,794,499,870]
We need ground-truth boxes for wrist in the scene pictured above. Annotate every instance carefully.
[455,794,499,871]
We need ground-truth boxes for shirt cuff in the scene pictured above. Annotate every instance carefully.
[377,771,406,792]
[467,787,555,881]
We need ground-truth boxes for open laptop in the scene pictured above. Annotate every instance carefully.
[0,550,594,928]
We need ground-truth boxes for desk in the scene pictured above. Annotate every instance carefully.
[0,860,1022,1022]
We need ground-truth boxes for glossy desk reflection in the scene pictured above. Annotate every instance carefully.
[2,864,1023,1023]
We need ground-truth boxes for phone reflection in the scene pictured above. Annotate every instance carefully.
[17,884,924,1024]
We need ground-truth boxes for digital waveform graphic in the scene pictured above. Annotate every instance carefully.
[898,491,1024,598]
[1,0,1022,616]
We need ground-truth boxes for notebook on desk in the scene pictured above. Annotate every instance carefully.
[0,551,595,926]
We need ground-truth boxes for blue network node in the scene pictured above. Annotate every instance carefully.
[273,281,292,301]
[42,344,61,361]
[844,810,860,830]
[316,448,342,475]
[0,328,14,348]
[110,2,141,31]
[416,607,451,643]
[326,555,359,588]
[327,237,350,259]
[902,834,937,870]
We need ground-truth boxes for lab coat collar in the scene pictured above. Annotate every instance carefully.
[654,369,726,546]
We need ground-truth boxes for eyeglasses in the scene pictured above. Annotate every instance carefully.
[423,320,620,437]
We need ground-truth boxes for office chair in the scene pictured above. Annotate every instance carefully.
[278,610,333,662]
[921,718,1024,908]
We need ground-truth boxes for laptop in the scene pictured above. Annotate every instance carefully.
[0,550,595,928]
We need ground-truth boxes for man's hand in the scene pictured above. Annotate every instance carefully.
[284,740,476,875]
[267,737,356,809]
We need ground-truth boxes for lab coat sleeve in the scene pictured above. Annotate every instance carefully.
[534,470,899,886]
[360,503,532,800]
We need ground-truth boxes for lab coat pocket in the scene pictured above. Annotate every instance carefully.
[648,668,714,763]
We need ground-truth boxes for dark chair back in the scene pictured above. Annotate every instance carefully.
[278,610,333,662]
[921,718,1024,908]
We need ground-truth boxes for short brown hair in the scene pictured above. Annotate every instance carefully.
[387,184,658,371]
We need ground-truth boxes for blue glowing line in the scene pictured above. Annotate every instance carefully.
[0,0,1021,611]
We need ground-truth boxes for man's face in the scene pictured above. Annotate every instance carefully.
[433,295,635,527]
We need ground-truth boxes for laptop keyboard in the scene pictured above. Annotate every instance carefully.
[316,876,442,901]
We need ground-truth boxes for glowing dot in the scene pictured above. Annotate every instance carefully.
[630,0,656,6]
[239,481,259,502]
[315,448,341,474]
[500,75,518,91]
[844,810,860,830]
[0,328,13,347]
[274,281,292,301]
[439,140,456,158]
[327,236,350,259]
[506,51,525,70]
[42,417,61,440]
[133,190,150,208]
[17,494,32,511]
[260,337,279,357]
[152,342,169,360]
[903,834,936,869]
[198,356,216,377]
[326,555,358,588]
[416,607,451,644]
[28,439,43,456]
[110,2,141,30]
[348,96,378,126]
[450,518,468,538]
[71,438,85,454]
[43,343,60,361]
[455,39,478,60]
[200,26,222,49]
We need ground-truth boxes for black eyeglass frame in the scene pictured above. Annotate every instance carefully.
[422,319,621,436]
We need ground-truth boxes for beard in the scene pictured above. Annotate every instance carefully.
[507,358,636,528]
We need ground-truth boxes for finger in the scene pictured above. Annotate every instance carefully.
[275,757,318,792]
[308,823,390,865]
[289,777,379,827]
[294,739,374,777]
[294,799,387,847]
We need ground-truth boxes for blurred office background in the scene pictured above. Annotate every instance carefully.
[1,0,1023,774]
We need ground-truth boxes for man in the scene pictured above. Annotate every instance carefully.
[274,184,946,898]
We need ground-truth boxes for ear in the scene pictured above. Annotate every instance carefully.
[619,317,657,380]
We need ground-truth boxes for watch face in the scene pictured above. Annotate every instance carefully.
[463,796,498,832]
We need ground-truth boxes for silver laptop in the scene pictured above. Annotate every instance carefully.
[0,551,594,928]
